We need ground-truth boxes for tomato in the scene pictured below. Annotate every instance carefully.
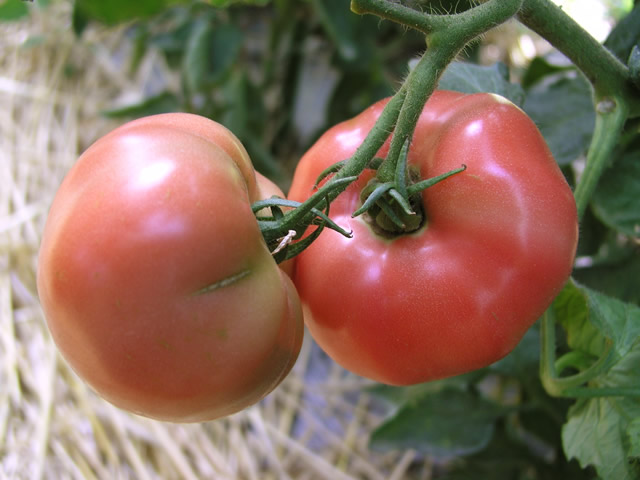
[288,91,578,386]
[37,113,303,422]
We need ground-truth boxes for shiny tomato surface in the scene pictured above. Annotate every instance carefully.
[38,113,303,422]
[289,91,578,385]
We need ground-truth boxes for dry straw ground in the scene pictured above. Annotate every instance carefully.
[0,3,427,479]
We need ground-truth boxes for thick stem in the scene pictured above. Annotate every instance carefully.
[540,309,617,398]
[517,0,640,116]
[540,310,560,395]
[377,0,523,181]
[574,99,629,220]
[376,49,452,182]
[258,86,408,251]
[563,386,640,398]
[350,0,448,33]
[517,0,639,219]
[336,86,407,180]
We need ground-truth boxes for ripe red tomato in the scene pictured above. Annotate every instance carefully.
[289,91,578,385]
[37,113,303,422]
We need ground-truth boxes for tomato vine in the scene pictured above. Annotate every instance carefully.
[251,2,640,478]
[26,0,640,477]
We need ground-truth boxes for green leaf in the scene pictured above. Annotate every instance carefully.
[574,250,640,306]
[208,24,243,82]
[184,19,243,92]
[73,0,182,26]
[368,373,479,411]
[562,343,640,480]
[310,0,360,63]
[554,280,640,359]
[102,92,181,118]
[523,72,595,166]
[184,18,215,92]
[209,0,270,6]
[553,281,603,357]
[0,0,29,22]
[585,292,640,361]
[439,424,584,480]
[147,7,194,69]
[220,72,284,180]
[592,148,640,238]
[438,62,525,106]
[521,52,574,89]
[552,281,640,480]
[628,418,640,462]
[604,3,640,63]
[630,44,640,89]
[370,388,506,457]
[489,325,540,378]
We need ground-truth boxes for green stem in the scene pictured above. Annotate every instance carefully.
[573,100,629,220]
[256,87,407,252]
[429,0,524,48]
[555,350,597,374]
[563,387,640,398]
[376,50,450,182]
[350,0,449,34]
[517,0,636,106]
[540,309,616,398]
[376,0,523,182]
[517,0,640,219]
[336,85,407,180]
[540,309,559,394]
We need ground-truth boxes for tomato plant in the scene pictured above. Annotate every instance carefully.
[289,91,579,385]
[37,113,303,422]
[24,0,640,477]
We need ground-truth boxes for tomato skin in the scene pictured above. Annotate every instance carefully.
[289,91,578,386]
[37,113,303,422]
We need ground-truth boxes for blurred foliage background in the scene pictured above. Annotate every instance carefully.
[3,0,631,188]
[2,0,634,191]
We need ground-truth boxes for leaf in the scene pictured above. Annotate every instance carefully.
[207,24,243,83]
[574,251,640,306]
[438,62,525,106]
[604,3,640,63]
[0,0,29,22]
[368,374,478,411]
[562,343,640,480]
[592,147,640,238]
[553,281,603,357]
[523,71,595,166]
[102,92,181,118]
[628,418,640,462]
[370,388,506,457]
[552,281,640,480]
[438,424,584,480]
[184,18,215,92]
[584,290,640,360]
[220,72,283,180]
[184,19,243,92]
[72,0,185,26]
[147,8,194,69]
[209,0,270,6]
[521,52,574,89]
[554,279,640,359]
[489,325,540,378]
[310,0,360,63]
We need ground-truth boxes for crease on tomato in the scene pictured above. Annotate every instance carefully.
[191,268,252,296]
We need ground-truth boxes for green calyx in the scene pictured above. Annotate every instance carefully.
[252,175,356,263]
[354,161,466,235]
